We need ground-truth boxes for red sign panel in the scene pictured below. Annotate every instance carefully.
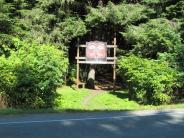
[86,41,107,63]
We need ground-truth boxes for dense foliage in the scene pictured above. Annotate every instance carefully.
[118,55,181,105]
[0,0,183,107]
[123,18,182,58]
[86,2,154,26]
[0,39,68,108]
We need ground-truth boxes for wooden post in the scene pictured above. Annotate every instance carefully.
[76,45,80,88]
[113,37,117,92]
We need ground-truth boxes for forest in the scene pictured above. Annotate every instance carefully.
[0,0,184,109]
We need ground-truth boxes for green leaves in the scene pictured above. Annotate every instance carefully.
[86,2,154,27]
[57,17,87,44]
[16,1,88,47]
[165,1,184,41]
[123,18,182,58]
[165,1,184,20]
[0,39,68,108]
[118,55,180,105]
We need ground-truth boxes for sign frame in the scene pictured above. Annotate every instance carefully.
[76,38,117,92]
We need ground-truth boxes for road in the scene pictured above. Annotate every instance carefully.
[0,109,184,138]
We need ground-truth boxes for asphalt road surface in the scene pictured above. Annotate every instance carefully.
[0,109,184,138]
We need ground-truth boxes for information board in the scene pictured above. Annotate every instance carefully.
[86,41,107,63]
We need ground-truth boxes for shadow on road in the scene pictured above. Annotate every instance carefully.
[0,109,184,138]
[49,110,184,138]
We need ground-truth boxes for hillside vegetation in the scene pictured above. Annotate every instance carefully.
[0,0,183,109]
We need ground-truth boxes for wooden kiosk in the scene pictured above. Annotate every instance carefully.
[76,38,117,91]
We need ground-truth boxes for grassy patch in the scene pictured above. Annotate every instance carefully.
[54,86,90,110]
[87,91,184,110]
[0,86,184,115]
[0,86,90,115]
[87,91,140,110]
[54,87,184,111]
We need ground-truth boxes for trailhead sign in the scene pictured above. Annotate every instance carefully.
[76,38,117,91]
[86,41,107,63]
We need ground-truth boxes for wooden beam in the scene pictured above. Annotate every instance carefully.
[76,45,80,88]
[78,61,115,64]
[113,37,117,92]
[75,57,117,60]
[107,45,117,48]
[78,45,117,48]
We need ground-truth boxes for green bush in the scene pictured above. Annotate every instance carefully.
[67,64,88,85]
[118,55,180,105]
[165,1,184,20]
[86,2,154,26]
[0,39,68,108]
[123,18,182,58]
[57,17,87,44]
[67,64,77,85]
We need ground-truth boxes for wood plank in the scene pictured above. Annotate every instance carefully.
[75,57,117,60]
[76,46,80,88]
[113,37,117,92]
[78,61,115,64]
[78,45,117,48]
[107,45,117,48]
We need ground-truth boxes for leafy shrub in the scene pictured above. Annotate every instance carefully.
[67,64,88,85]
[21,7,87,46]
[0,39,68,108]
[165,1,184,42]
[118,55,180,105]
[86,2,154,27]
[67,64,77,84]
[123,18,182,58]
[0,1,16,57]
[57,17,87,44]
[165,1,184,20]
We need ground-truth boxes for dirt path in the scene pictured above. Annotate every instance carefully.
[82,87,106,106]
[82,74,121,106]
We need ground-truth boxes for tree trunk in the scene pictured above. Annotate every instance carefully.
[86,65,95,89]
